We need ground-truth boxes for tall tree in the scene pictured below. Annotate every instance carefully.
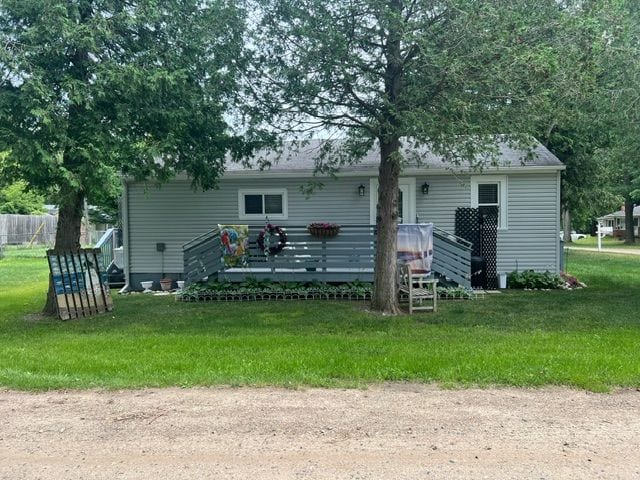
[0,1,266,313]
[595,0,640,244]
[536,2,610,241]
[539,0,638,241]
[245,0,566,313]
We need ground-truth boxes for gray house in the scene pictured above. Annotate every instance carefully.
[119,140,564,290]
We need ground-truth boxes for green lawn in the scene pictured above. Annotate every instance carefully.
[0,247,638,392]
[571,235,640,249]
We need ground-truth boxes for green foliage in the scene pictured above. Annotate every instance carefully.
[0,0,270,249]
[244,0,579,312]
[436,286,476,300]
[537,1,640,235]
[181,279,374,299]
[0,181,45,214]
[507,270,563,290]
[246,0,573,160]
[593,2,640,243]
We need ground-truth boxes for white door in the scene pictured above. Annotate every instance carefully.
[369,178,416,224]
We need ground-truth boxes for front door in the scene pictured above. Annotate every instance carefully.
[369,178,416,224]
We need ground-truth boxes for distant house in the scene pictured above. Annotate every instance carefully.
[598,206,640,238]
[120,139,565,290]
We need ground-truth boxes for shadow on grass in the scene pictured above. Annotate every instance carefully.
[4,250,640,337]
[12,284,636,340]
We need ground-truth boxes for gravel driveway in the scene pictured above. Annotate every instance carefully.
[1,385,638,479]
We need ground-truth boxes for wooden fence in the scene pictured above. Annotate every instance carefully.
[0,214,57,246]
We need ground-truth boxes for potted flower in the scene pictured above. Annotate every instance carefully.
[307,222,341,237]
[159,277,174,291]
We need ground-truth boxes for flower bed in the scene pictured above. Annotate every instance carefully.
[177,279,481,303]
[177,280,372,302]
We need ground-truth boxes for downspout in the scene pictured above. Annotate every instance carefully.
[118,178,132,293]
[556,170,562,273]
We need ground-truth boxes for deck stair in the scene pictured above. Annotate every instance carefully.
[95,228,125,288]
[183,227,226,286]
[432,226,472,288]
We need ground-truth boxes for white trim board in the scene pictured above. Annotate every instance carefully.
[237,188,288,220]
[369,178,416,225]
[470,175,508,230]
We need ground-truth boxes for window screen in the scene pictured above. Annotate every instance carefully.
[244,194,262,214]
[478,184,498,205]
[264,194,283,214]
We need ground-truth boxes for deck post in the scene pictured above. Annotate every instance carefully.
[322,239,327,272]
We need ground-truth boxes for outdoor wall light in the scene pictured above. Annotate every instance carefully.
[421,182,430,195]
[358,184,366,196]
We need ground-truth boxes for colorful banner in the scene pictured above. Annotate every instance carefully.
[397,223,433,274]
[219,225,249,268]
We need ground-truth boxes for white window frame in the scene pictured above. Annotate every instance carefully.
[471,175,508,230]
[238,188,288,220]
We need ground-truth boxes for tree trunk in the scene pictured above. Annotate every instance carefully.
[371,138,401,315]
[43,187,85,316]
[562,207,572,243]
[370,0,403,314]
[624,196,635,245]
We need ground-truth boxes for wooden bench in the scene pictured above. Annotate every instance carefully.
[397,264,438,314]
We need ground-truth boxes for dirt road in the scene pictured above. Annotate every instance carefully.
[1,385,638,479]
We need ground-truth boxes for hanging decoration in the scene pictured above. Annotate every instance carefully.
[257,223,287,256]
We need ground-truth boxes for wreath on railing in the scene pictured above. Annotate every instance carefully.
[257,223,287,256]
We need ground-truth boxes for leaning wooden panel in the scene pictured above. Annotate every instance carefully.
[47,249,113,320]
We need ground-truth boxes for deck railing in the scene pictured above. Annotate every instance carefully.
[432,226,472,288]
[183,224,472,287]
[183,227,226,285]
[183,225,375,284]
[95,228,116,271]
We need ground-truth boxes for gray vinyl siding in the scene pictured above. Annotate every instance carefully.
[497,173,560,273]
[127,177,371,273]
[416,173,560,274]
[126,171,561,277]
[415,175,470,232]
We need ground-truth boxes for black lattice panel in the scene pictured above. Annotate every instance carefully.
[455,208,481,256]
[479,206,498,289]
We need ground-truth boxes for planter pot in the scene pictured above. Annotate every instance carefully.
[140,281,154,293]
[159,279,173,291]
[308,226,340,237]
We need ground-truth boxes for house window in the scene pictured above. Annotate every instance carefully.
[471,176,507,229]
[238,189,288,220]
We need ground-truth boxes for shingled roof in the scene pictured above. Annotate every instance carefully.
[599,206,640,219]
[225,138,563,174]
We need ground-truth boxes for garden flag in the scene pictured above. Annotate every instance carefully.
[397,223,434,274]
[218,225,249,267]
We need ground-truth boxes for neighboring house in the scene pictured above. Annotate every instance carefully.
[598,206,640,238]
[120,139,565,289]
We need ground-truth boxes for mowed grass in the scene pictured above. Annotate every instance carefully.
[0,247,638,391]
[572,235,640,250]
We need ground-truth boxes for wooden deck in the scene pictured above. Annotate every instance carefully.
[183,224,471,287]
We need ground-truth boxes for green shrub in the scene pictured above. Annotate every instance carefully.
[507,270,563,289]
